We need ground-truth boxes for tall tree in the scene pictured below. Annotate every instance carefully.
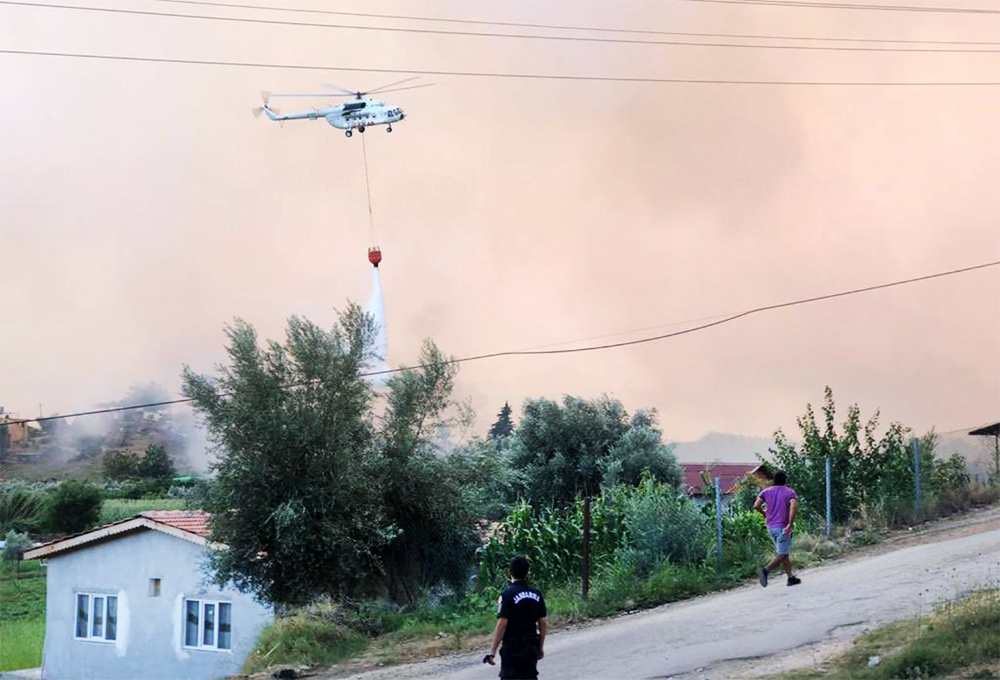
[766,386,911,524]
[138,443,176,484]
[488,402,515,441]
[183,307,480,606]
[509,395,682,507]
[376,341,480,603]
[182,306,386,605]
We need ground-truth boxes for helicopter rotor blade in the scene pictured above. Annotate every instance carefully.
[267,92,341,99]
[369,83,435,95]
[323,83,358,96]
[365,76,420,95]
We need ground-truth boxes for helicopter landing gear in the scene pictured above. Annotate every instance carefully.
[358,125,366,134]
[386,125,393,133]
[345,130,353,138]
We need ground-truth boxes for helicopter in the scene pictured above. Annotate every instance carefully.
[253,78,431,137]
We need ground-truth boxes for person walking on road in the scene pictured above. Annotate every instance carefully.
[755,470,802,587]
[484,555,548,679]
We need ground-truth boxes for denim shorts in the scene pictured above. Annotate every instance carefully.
[768,526,793,555]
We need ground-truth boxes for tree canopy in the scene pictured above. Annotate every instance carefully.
[182,306,479,605]
[488,402,515,441]
[509,395,683,507]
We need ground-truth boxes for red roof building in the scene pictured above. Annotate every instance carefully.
[680,463,769,496]
[140,510,211,538]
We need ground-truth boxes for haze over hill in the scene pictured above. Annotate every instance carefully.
[671,432,773,464]
[670,429,998,481]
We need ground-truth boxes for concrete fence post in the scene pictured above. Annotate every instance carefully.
[825,457,832,538]
[714,477,723,560]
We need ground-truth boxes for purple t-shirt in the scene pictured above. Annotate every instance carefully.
[758,485,797,529]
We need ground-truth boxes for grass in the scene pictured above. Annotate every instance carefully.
[768,590,1000,680]
[0,559,46,672]
[100,497,186,524]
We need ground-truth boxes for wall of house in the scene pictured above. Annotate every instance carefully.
[41,530,272,680]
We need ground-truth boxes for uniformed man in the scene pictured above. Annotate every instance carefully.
[484,555,547,679]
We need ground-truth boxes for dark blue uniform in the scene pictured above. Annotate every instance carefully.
[496,580,547,680]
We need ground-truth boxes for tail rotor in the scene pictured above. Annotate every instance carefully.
[252,92,278,119]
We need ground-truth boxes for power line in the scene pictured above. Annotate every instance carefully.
[670,0,1000,14]
[4,1,998,53]
[129,0,1000,43]
[5,260,997,427]
[513,312,737,352]
[3,49,999,85]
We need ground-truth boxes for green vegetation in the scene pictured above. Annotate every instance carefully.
[767,387,993,531]
[509,397,682,507]
[102,443,177,492]
[100,497,186,524]
[174,311,993,675]
[0,484,47,534]
[183,310,504,606]
[43,480,102,535]
[0,560,46,671]
[769,590,1000,680]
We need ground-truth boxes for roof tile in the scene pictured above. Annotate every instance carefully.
[141,510,211,538]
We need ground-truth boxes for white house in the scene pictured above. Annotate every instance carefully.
[24,511,272,680]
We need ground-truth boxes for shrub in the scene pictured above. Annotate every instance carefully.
[0,485,47,534]
[3,530,32,561]
[243,613,368,673]
[44,481,102,535]
[103,450,141,481]
[716,510,770,574]
[619,475,706,575]
[137,444,175,484]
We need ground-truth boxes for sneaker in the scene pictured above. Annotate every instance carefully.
[759,567,768,587]
[787,576,802,586]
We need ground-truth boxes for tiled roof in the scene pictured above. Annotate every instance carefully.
[25,511,212,560]
[681,463,763,495]
[141,510,211,538]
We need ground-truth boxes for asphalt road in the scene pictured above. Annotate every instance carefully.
[337,518,1000,680]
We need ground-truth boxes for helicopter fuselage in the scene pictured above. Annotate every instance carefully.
[262,97,405,136]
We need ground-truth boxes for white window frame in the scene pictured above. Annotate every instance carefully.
[74,592,118,643]
[182,598,233,652]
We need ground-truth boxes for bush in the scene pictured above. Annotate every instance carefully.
[44,481,102,535]
[716,510,771,574]
[619,474,706,575]
[3,530,32,561]
[138,444,175,484]
[0,485,47,534]
[243,613,368,673]
[103,450,141,481]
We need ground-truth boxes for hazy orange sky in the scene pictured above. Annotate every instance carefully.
[1,0,998,442]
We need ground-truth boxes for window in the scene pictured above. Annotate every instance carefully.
[75,593,117,642]
[183,599,232,651]
[149,578,161,597]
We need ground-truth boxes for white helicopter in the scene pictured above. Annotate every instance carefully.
[253,78,431,137]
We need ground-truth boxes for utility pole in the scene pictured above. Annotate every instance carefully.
[913,439,922,521]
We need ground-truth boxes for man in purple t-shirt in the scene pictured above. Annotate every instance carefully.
[754,470,801,587]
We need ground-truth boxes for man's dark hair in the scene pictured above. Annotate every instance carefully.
[510,555,530,580]
[774,470,787,486]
